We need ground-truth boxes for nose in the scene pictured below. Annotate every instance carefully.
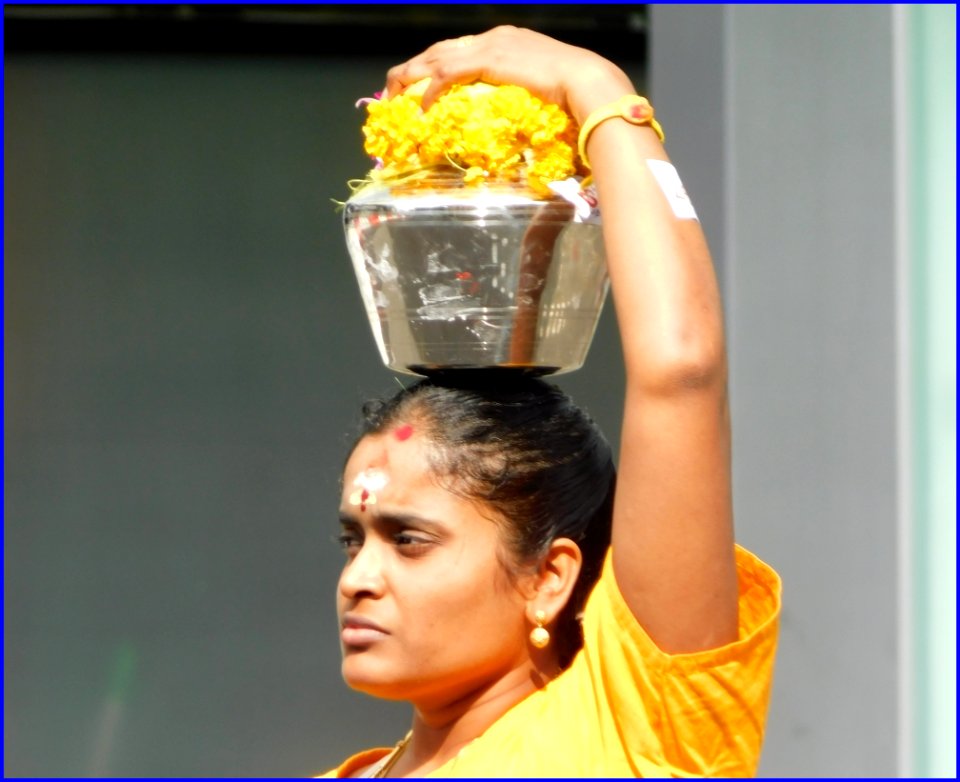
[338,539,387,600]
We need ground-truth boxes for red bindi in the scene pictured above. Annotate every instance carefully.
[393,424,414,442]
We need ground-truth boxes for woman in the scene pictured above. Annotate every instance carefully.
[325,26,780,778]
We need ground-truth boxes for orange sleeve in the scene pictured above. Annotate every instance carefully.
[578,544,782,776]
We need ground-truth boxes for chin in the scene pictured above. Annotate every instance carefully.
[341,658,410,701]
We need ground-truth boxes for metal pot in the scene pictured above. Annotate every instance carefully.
[343,172,609,376]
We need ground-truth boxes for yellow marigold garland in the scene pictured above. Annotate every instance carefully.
[359,80,581,198]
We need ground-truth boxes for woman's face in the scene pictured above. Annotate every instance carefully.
[336,426,532,709]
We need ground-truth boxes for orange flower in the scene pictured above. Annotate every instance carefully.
[359,81,581,198]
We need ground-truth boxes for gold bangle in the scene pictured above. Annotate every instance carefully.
[577,95,665,169]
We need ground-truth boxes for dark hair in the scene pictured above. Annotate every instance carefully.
[354,373,616,667]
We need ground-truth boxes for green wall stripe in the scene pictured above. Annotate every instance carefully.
[906,4,956,777]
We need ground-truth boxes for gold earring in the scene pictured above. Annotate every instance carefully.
[529,609,550,649]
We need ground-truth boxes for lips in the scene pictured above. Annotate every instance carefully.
[341,613,389,648]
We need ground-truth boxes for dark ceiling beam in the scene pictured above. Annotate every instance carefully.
[4,4,648,62]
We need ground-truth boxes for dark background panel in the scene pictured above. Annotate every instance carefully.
[4,6,644,776]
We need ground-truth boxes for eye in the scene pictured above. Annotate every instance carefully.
[393,532,433,556]
[334,531,363,556]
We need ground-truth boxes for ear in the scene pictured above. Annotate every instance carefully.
[524,537,583,627]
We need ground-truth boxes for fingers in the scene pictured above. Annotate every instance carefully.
[384,32,491,108]
[378,25,612,118]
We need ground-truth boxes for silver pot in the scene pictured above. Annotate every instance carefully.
[343,173,609,376]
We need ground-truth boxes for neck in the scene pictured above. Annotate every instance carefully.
[393,659,560,777]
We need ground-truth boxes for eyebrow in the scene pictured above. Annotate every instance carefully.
[338,511,448,534]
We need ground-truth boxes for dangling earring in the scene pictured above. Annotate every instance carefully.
[529,609,550,649]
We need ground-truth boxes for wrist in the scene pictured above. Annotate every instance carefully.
[564,60,636,126]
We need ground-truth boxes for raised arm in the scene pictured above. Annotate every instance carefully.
[386,26,738,653]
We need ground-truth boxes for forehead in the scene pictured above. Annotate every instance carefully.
[341,429,437,498]
[340,430,510,551]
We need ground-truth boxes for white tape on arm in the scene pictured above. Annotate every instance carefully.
[646,159,699,221]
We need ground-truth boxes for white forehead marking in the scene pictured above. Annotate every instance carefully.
[353,468,388,492]
[349,468,389,508]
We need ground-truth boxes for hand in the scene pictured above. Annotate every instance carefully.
[383,26,635,126]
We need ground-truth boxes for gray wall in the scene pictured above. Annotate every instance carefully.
[650,5,902,776]
[4,52,405,776]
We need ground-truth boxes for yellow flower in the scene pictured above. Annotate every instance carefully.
[359,80,581,198]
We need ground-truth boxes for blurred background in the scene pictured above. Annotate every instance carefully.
[4,4,955,777]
